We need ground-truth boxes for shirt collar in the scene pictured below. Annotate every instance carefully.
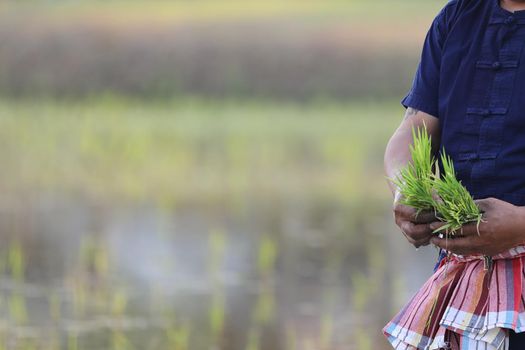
[491,0,525,24]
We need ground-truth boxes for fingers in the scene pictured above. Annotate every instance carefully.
[429,221,446,232]
[398,221,434,248]
[414,236,432,248]
[394,204,436,248]
[430,236,480,256]
[430,220,485,237]
[393,203,416,220]
[400,221,432,240]
[412,210,439,224]
[400,230,431,248]
[393,203,437,224]
[454,221,485,236]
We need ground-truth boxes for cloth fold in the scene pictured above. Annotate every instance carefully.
[383,246,525,350]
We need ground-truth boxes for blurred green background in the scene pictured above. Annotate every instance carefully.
[0,1,445,349]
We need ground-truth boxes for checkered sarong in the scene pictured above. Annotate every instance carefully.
[383,246,525,350]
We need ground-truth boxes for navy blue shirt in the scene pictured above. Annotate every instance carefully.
[403,0,525,206]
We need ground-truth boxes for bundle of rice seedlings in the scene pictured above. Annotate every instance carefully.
[432,152,483,235]
[391,124,483,236]
[390,125,436,216]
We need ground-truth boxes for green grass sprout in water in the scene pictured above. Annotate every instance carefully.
[392,125,483,236]
[432,152,483,235]
[391,125,436,216]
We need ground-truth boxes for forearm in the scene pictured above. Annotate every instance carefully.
[384,108,441,197]
[384,128,413,196]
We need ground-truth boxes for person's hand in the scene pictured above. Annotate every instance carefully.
[393,189,440,248]
[430,197,525,256]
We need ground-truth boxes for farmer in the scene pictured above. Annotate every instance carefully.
[383,0,525,349]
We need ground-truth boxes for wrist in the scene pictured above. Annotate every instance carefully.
[515,206,525,245]
[391,173,405,205]
[393,187,403,204]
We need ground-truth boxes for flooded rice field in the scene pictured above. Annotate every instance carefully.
[0,99,441,349]
[0,195,437,350]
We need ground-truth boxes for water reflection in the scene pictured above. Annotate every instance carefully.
[0,196,437,350]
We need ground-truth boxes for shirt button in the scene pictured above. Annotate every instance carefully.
[492,61,502,70]
[505,16,515,25]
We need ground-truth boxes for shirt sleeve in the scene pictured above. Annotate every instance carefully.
[401,7,449,119]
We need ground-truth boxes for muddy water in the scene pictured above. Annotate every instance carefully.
[0,195,437,350]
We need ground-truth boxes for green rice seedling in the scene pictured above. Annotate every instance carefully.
[285,323,297,350]
[390,124,483,236]
[67,331,78,350]
[208,229,226,281]
[209,292,225,340]
[166,321,191,350]
[111,289,128,317]
[320,312,333,349]
[8,294,27,325]
[432,152,483,235]
[257,235,277,278]
[253,287,275,325]
[245,327,260,350]
[111,329,132,350]
[48,292,61,322]
[8,240,25,282]
[390,125,436,216]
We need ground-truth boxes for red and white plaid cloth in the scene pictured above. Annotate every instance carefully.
[383,246,525,350]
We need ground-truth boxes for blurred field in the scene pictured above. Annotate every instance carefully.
[0,97,402,203]
[2,0,442,23]
[0,1,448,349]
[0,97,440,350]
[0,0,444,99]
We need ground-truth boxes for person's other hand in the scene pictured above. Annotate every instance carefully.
[430,197,525,256]
[393,190,440,248]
